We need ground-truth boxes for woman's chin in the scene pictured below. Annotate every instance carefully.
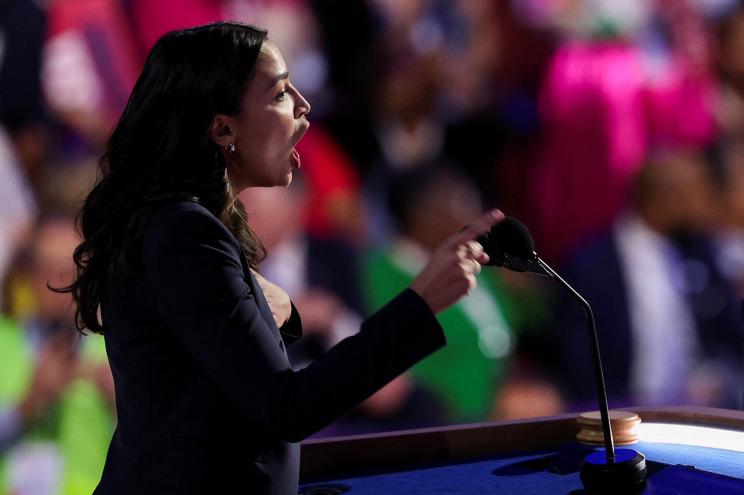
[281,170,294,187]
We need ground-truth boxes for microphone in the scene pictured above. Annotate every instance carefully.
[476,217,544,275]
[477,217,647,493]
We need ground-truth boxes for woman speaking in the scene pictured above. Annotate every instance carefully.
[60,21,502,494]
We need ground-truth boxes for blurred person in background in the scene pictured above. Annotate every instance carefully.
[324,0,447,181]
[554,150,744,410]
[441,1,552,220]
[363,165,563,423]
[3,155,98,319]
[240,179,365,369]
[321,0,551,244]
[241,181,444,434]
[527,0,719,263]
[41,0,142,150]
[0,0,45,296]
[0,0,48,188]
[326,7,481,241]
[0,215,114,495]
[714,0,744,139]
[0,127,36,309]
[709,137,744,297]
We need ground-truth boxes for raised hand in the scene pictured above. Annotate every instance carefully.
[410,209,504,315]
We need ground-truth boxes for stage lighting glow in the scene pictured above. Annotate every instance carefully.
[637,423,744,453]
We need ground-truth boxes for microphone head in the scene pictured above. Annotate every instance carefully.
[477,216,537,272]
[495,216,536,260]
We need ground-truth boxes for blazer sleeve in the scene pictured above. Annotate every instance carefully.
[143,203,446,443]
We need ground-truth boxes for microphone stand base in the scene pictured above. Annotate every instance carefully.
[580,448,647,494]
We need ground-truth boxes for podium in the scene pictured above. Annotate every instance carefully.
[299,406,744,494]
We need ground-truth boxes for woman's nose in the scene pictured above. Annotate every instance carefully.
[294,88,311,119]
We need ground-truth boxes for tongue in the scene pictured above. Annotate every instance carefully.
[291,148,301,169]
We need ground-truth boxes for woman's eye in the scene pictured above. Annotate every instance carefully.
[275,90,287,101]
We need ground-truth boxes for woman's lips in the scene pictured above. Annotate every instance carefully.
[291,120,310,147]
[289,120,308,169]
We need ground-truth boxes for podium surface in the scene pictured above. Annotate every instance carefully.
[299,406,744,494]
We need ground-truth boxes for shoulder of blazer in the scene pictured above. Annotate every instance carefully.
[142,200,260,307]
[141,201,287,333]
[144,201,243,253]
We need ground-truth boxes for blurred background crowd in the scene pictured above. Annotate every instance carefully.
[3,0,744,492]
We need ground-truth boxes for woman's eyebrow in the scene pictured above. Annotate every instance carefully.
[266,71,289,90]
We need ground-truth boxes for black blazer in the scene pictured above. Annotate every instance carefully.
[94,201,445,494]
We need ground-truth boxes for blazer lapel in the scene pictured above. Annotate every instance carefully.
[239,257,280,333]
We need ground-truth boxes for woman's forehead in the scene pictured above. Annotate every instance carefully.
[254,42,288,86]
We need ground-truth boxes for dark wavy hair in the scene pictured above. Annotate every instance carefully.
[57,22,269,334]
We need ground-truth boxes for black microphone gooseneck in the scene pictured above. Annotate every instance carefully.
[532,257,615,463]
[477,216,646,493]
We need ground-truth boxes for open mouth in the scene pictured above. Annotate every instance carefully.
[291,118,309,144]
[289,122,309,169]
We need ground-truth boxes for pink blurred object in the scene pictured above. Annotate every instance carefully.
[529,40,716,262]
[44,0,142,126]
[132,0,309,54]
[132,0,223,52]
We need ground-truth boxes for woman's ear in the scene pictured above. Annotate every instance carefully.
[208,114,236,148]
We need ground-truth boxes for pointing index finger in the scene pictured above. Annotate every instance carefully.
[452,209,504,246]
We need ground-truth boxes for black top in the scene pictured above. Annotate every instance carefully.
[94,201,446,494]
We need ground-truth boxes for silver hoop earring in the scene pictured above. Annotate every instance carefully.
[226,143,236,154]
